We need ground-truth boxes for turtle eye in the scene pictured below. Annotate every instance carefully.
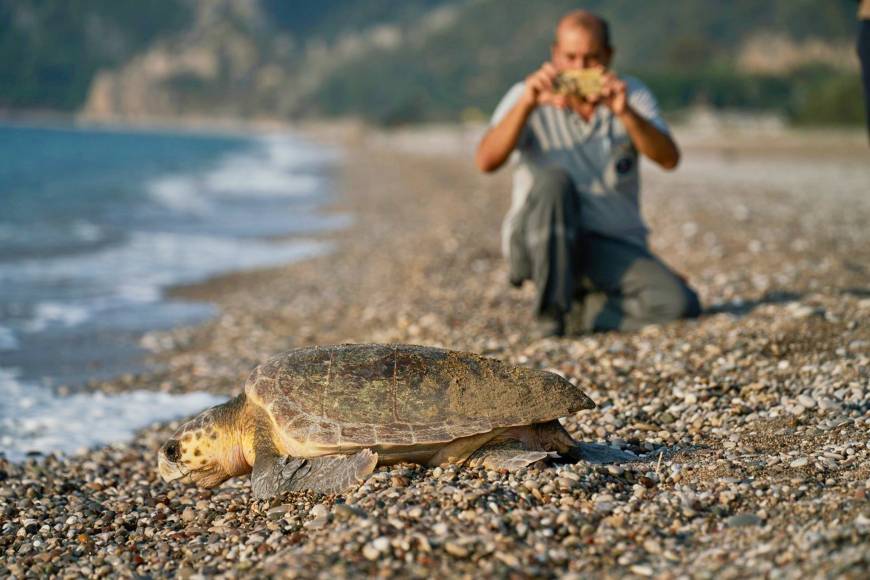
[164,440,181,462]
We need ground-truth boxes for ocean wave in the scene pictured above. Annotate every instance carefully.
[0,232,330,288]
[148,175,212,216]
[146,135,332,216]
[1,233,331,332]
[24,302,91,332]
[0,220,112,261]
[0,325,18,351]
[260,134,341,167]
[0,125,341,405]
[0,366,227,462]
[204,161,322,198]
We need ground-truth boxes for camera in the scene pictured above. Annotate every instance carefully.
[553,69,604,99]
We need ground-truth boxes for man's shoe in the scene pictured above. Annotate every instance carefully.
[531,310,565,339]
[563,295,587,336]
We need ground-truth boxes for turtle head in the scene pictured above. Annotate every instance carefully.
[158,394,252,488]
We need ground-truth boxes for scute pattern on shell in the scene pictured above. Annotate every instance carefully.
[244,344,595,450]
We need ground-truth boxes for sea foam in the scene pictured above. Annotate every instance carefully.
[0,366,227,462]
[1,233,332,332]
[0,326,18,351]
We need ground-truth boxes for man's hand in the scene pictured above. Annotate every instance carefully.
[597,69,628,115]
[522,62,568,109]
[575,67,679,170]
[476,63,567,173]
[573,67,625,114]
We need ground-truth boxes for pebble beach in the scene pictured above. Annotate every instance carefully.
[1,124,868,578]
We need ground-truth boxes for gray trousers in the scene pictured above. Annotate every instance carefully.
[509,166,701,333]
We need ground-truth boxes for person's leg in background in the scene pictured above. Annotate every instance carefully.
[567,235,700,333]
[508,166,583,336]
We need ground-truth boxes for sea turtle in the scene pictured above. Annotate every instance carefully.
[158,343,597,498]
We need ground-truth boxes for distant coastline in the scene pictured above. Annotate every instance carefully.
[0,108,296,137]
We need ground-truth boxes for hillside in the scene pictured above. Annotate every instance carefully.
[305,0,862,124]
[0,0,193,110]
[0,0,862,125]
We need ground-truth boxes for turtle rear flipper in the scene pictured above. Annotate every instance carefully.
[252,450,378,498]
[465,440,555,471]
[562,443,637,464]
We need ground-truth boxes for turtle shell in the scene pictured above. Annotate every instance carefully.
[245,343,595,451]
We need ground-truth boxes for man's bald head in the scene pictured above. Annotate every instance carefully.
[550,10,613,71]
[555,10,611,50]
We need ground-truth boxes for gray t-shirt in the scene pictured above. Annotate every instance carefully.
[491,76,669,255]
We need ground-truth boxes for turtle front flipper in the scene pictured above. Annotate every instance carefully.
[465,440,556,471]
[283,450,378,494]
[251,450,378,498]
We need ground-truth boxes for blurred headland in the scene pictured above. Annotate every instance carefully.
[1,0,865,129]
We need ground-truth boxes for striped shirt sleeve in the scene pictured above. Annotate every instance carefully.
[490,82,527,126]
[626,77,670,135]
[489,81,533,155]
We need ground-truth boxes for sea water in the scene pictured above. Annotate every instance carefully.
[0,122,346,460]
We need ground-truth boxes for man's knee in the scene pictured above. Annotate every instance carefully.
[640,277,700,322]
[629,261,700,323]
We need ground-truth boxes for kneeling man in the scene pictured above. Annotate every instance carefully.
[476,10,701,336]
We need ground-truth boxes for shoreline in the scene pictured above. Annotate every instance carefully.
[0,110,372,144]
[0,124,344,452]
[1,125,869,577]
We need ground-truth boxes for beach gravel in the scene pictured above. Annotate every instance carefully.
[1,126,868,578]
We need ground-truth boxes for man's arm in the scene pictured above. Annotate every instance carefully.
[475,63,566,173]
[475,98,535,173]
[599,72,680,170]
[618,106,680,170]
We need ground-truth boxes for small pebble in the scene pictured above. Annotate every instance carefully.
[726,513,763,528]
[444,542,469,558]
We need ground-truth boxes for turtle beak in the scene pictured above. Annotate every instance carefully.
[158,453,185,483]
[158,440,189,483]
